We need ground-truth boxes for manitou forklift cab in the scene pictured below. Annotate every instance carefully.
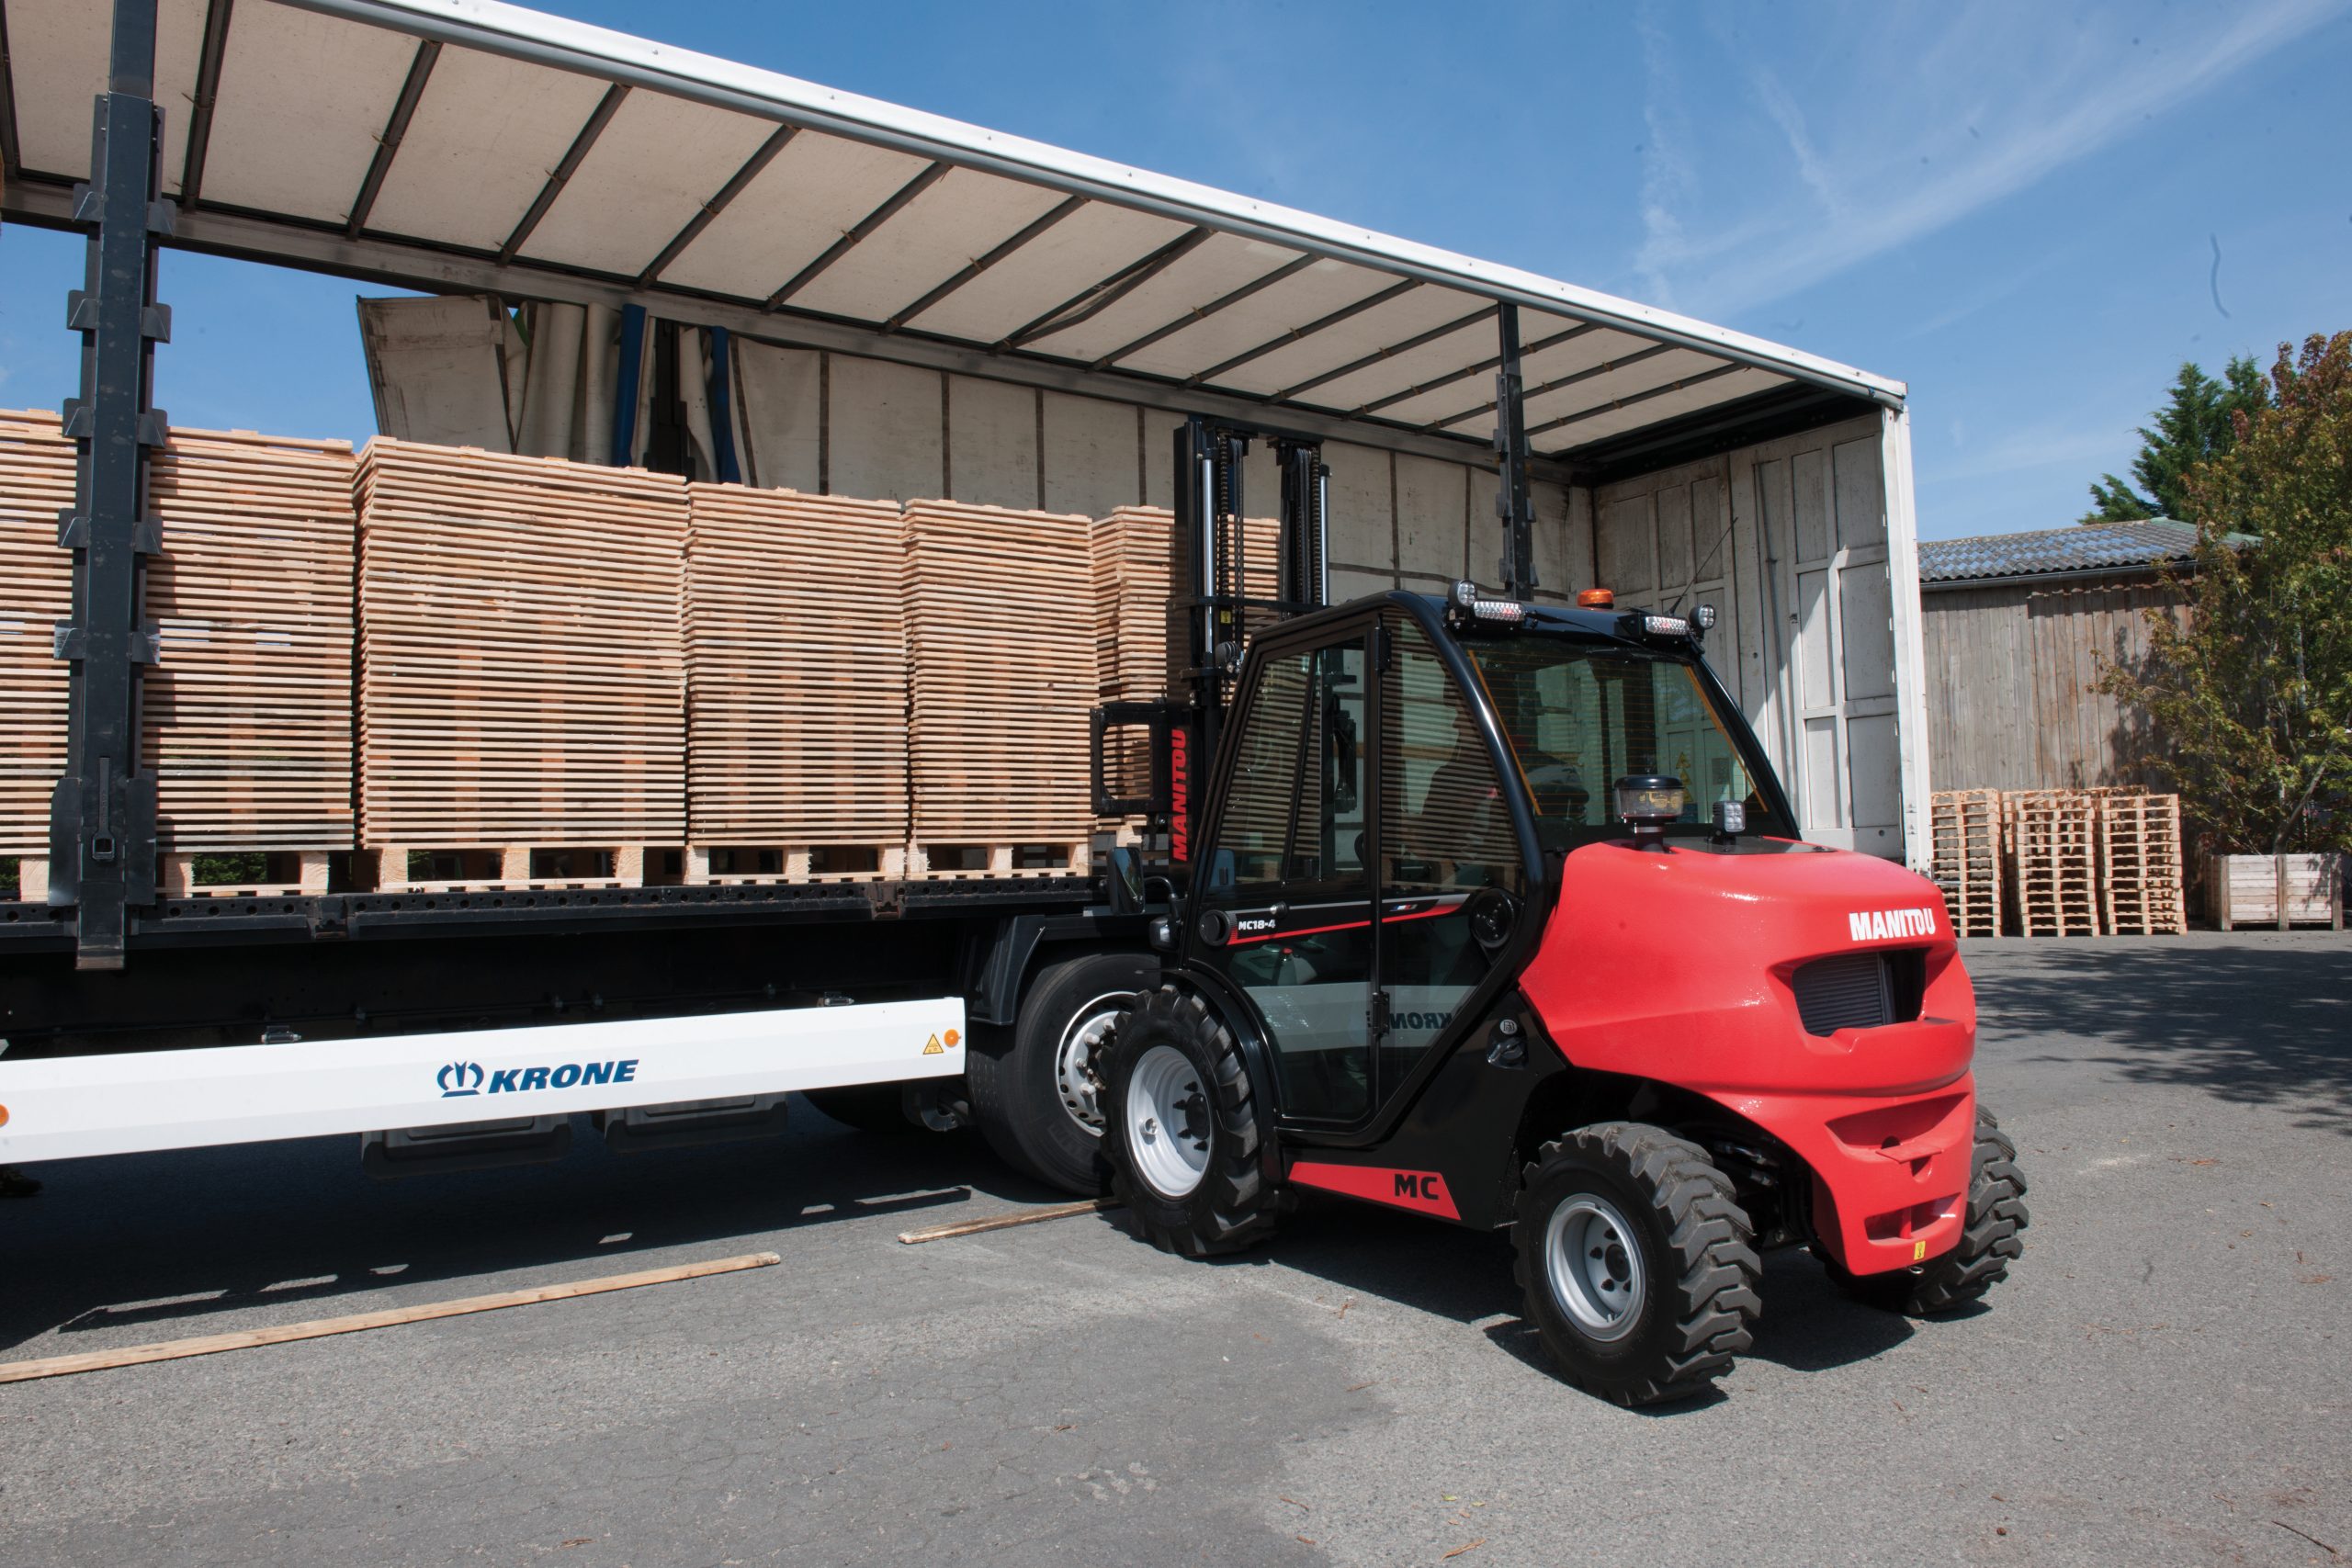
[1102,584,2027,1407]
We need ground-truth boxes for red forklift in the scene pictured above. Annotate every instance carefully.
[1098,406,2027,1407]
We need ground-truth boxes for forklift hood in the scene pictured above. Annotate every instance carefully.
[1518,838,1979,1274]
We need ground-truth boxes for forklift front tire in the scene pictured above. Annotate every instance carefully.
[1514,1122,1761,1407]
[1102,987,1280,1258]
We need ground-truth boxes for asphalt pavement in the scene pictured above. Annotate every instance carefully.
[1,931,2346,1567]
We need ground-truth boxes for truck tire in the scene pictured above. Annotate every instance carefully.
[1821,1107,2029,1314]
[800,1085,916,1134]
[967,952,1159,1195]
[1513,1122,1761,1407]
[1102,986,1281,1257]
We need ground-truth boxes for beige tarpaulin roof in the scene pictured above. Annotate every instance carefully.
[0,0,1905,472]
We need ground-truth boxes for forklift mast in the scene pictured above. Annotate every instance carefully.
[1097,305,1538,863]
[1161,414,1329,855]
[1173,414,1329,749]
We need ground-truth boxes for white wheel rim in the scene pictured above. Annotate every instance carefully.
[1125,1044,1212,1200]
[1053,991,1136,1136]
[1544,1193,1645,1341]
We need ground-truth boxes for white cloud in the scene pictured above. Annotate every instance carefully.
[1747,64,1844,222]
[1636,0,2348,318]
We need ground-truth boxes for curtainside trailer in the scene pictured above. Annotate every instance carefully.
[0,0,1932,1203]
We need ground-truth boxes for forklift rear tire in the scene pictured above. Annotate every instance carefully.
[1514,1122,1761,1407]
[1102,986,1280,1258]
[967,952,1160,1196]
[1820,1107,2029,1315]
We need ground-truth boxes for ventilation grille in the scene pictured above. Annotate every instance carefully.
[1792,952,1894,1036]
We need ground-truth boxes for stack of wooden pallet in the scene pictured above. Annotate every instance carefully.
[1088,506,1285,837]
[1090,506,1285,699]
[1928,789,2004,936]
[1090,506,1180,838]
[144,428,356,894]
[355,441,686,891]
[1091,505,1182,704]
[2007,790,2101,936]
[682,483,908,883]
[0,412,75,883]
[2097,791,2187,934]
[903,499,1096,875]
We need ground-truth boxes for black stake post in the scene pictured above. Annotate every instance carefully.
[50,0,169,969]
[1493,302,1537,598]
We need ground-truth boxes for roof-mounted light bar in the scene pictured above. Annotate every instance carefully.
[1619,603,1718,644]
[1447,580,1528,629]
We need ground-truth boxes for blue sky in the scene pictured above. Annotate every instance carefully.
[2,0,2346,539]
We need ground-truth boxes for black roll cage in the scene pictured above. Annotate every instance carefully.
[1170,588,1799,1151]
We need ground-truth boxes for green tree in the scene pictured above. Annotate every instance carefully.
[2100,333,2352,855]
[2081,355,2270,523]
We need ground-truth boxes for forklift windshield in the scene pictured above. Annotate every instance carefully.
[1462,637,1792,849]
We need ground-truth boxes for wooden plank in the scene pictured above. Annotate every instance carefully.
[0,1251,782,1385]
[898,1198,1116,1244]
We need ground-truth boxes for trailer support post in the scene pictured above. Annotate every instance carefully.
[1493,302,1537,598]
[50,0,169,969]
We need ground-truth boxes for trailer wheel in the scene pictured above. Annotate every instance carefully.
[967,952,1159,1195]
[1514,1122,1761,1406]
[800,1085,916,1134]
[1101,987,1280,1258]
[1821,1107,2029,1314]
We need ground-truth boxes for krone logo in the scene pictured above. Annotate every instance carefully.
[437,1061,484,1098]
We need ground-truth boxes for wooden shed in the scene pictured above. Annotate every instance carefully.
[1918,520,2245,793]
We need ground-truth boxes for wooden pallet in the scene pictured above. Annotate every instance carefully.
[1088,505,1280,836]
[0,413,84,855]
[682,843,908,885]
[355,441,686,852]
[3,412,357,859]
[2007,792,2102,936]
[147,426,357,852]
[682,484,909,852]
[909,840,1091,880]
[367,844,652,893]
[904,500,1098,853]
[2098,792,2187,935]
[7,851,333,901]
[1929,788,2005,936]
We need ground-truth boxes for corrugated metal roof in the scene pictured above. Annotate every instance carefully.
[0,0,1904,470]
[1917,519,2252,586]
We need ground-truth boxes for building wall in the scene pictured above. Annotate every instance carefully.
[1921,575,2184,792]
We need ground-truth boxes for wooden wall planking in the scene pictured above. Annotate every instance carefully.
[1921,576,2184,793]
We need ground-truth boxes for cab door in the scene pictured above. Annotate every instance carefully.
[1190,624,1377,1125]
[1370,610,1531,1107]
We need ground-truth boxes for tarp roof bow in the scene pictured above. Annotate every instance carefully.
[0,0,1906,466]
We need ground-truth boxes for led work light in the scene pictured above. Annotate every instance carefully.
[1447,580,1528,626]
[1614,774,1687,835]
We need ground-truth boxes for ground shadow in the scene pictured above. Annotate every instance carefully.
[0,1101,1065,1356]
[1971,938,2352,1134]
[1140,1193,1917,1392]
